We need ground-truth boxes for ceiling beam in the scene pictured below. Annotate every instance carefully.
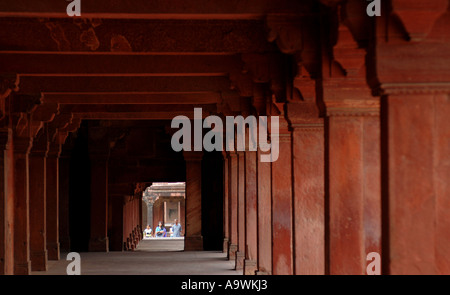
[0,0,310,19]
[0,52,242,75]
[63,103,216,120]
[0,19,275,53]
[18,76,232,93]
[43,92,222,104]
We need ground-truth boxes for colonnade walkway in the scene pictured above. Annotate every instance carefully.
[32,240,240,275]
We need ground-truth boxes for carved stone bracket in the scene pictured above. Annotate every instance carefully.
[266,14,304,55]
[12,93,43,114]
[332,24,366,77]
[391,0,448,42]
[240,52,289,103]
[30,125,50,157]
[30,102,60,138]
[49,111,73,131]
[0,74,19,100]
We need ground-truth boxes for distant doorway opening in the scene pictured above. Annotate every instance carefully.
[140,182,185,251]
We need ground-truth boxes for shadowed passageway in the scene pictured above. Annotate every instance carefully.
[1,0,449,276]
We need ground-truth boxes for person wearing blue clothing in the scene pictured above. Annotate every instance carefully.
[155,221,166,237]
[171,219,182,237]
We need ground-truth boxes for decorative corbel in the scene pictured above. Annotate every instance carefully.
[291,61,317,102]
[55,116,82,146]
[12,93,43,114]
[11,93,43,138]
[30,124,50,156]
[0,74,19,120]
[30,102,60,138]
[251,83,268,116]
[266,14,304,55]
[240,52,290,103]
[332,23,366,77]
[0,74,19,100]
[49,111,73,131]
[391,0,448,42]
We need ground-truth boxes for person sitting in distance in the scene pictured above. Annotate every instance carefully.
[144,225,152,238]
[155,221,166,238]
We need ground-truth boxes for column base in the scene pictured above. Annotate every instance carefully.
[47,242,60,260]
[228,243,238,260]
[14,261,31,275]
[235,251,245,270]
[184,236,203,251]
[223,238,229,253]
[244,259,257,275]
[31,250,48,271]
[89,237,109,252]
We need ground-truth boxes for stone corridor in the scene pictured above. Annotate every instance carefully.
[0,0,449,276]
[32,240,239,275]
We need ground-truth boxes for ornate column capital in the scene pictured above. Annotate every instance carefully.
[391,0,448,42]
[266,14,304,55]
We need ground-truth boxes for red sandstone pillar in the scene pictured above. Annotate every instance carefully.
[29,131,48,271]
[124,197,129,250]
[271,117,294,275]
[256,149,272,275]
[235,151,245,270]
[46,142,61,260]
[88,155,109,252]
[138,193,143,240]
[222,152,229,253]
[286,102,326,275]
[244,150,257,275]
[88,126,110,252]
[58,149,70,252]
[382,94,450,274]
[180,200,185,235]
[369,4,450,273]
[228,152,238,260]
[13,136,33,275]
[183,151,203,250]
[0,129,14,275]
[109,195,124,251]
[323,84,381,274]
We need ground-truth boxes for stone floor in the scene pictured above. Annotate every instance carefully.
[32,239,240,275]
